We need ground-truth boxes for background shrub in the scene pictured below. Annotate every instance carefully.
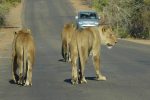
[0,0,21,27]
[92,0,150,39]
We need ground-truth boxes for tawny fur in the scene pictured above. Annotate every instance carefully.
[12,29,35,86]
[61,22,76,62]
[69,26,117,85]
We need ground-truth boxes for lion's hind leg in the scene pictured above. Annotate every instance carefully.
[12,55,18,83]
[78,48,88,84]
[71,50,78,85]
[71,58,78,85]
[24,60,32,86]
[62,40,70,62]
[61,43,66,60]
[17,56,24,85]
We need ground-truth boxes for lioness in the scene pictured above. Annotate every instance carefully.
[12,29,35,86]
[61,22,76,62]
[70,26,117,84]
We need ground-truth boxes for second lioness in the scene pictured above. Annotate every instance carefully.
[61,22,76,62]
[70,26,117,84]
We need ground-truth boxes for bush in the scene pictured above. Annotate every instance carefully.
[0,0,21,27]
[118,31,129,38]
[114,28,129,38]
[0,14,5,26]
[141,28,150,39]
[92,0,150,39]
[0,2,9,26]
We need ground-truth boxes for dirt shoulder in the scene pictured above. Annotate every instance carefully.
[0,2,22,59]
[69,0,150,45]
[69,0,92,13]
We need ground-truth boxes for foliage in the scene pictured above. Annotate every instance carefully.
[0,0,21,26]
[93,0,150,39]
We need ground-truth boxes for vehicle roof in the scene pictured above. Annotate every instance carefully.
[78,10,97,13]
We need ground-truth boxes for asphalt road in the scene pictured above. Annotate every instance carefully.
[0,0,150,100]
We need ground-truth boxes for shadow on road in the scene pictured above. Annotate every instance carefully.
[9,79,16,84]
[64,77,97,84]
[64,79,72,84]
[85,77,96,80]
[58,59,66,62]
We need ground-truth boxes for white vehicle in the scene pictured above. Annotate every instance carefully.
[75,10,100,28]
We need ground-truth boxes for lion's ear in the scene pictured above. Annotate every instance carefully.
[13,31,18,39]
[72,23,75,28]
[14,31,18,36]
[102,25,110,32]
[72,23,77,30]
[102,26,106,32]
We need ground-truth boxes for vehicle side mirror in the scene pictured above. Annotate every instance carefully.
[75,16,78,19]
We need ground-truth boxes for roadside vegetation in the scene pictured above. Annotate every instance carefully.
[92,0,150,39]
[0,0,21,27]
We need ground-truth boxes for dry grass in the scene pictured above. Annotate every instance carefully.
[69,0,92,13]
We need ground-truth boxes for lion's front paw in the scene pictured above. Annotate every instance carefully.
[80,77,87,84]
[71,79,78,85]
[18,80,23,85]
[96,75,106,81]
[24,81,32,86]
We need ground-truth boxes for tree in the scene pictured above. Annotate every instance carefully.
[142,0,150,38]
[93,0,132,38]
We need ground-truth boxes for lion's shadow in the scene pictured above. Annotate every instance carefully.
[58,59,66,62]
[64,77,96,84]
[9,80,16,84]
